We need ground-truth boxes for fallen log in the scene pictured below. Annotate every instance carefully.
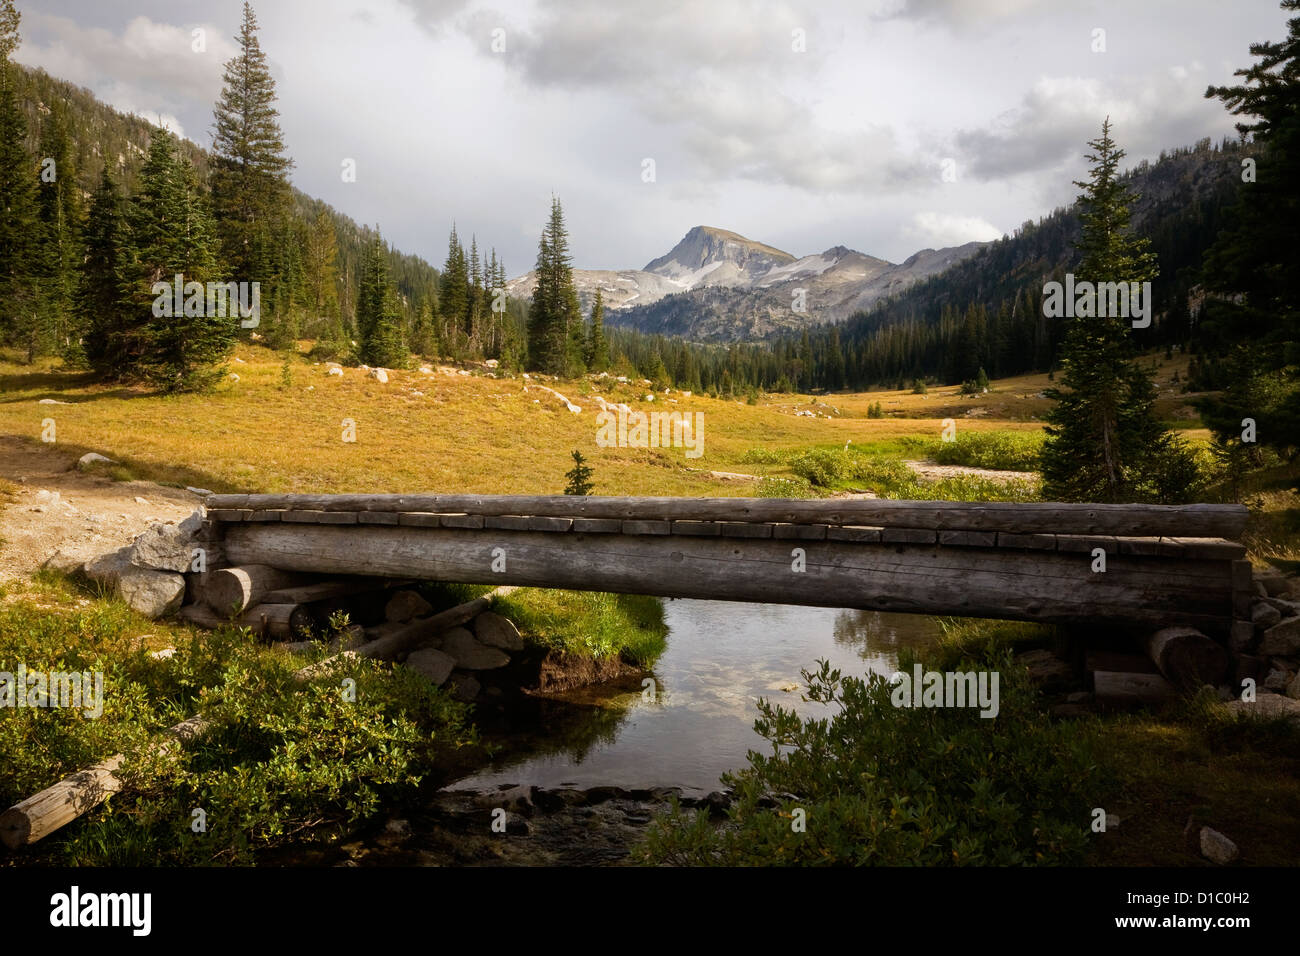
[202,564,315,614]
[0,587,517,849]
[0,715,208,850]
[179,602,316,640]
[1144,626,1230,691]
[1093,670,1175,709]
[259,577,414,606]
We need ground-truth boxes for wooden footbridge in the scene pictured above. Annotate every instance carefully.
[202,494,1252,635]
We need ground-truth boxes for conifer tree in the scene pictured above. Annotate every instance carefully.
[564,450,594,496]
[210,2,293,304]
[0,78,36,357]
[1197,0,1300,457]
[127,131,233,392]
[356,229,406,368]
[586,288,608,371]
[79,168,130,372]
[439,224,469,352]
[35,103,81,358]
[1041,119,1196,502]
[302,208,339,330]
[528,196,580,376]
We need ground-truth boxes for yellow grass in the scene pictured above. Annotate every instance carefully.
[0,346,1207,498]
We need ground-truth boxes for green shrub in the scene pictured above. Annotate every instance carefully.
[0,597,475,865]
[931,431,1045,472]
[639,650,1106,865]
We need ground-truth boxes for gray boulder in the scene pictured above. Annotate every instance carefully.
[385,590,433,623]
[474,611,524,651]
[129,511,204,572]
[1260,617,1300,656]
[405,648,456,687]
[442,627,511,670]
[85,546,185,619]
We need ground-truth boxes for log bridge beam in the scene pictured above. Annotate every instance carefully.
[204,495,1251,633]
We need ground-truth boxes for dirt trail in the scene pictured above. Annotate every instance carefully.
[0,434,203,585]
[902,459,1038,484]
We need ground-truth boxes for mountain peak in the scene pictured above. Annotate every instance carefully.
[643,226,795,289]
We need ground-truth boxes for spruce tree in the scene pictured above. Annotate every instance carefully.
[586,288,608,371]
[439,224,469,354]
[35,103,81,358]
[127,131,233,392]
[564,450,594,496]
[0,79,36,358]
[79,168,130,373]
[210,2,293,305]
[1041,119,1197,502]
[1196,1,1300,458]
[356,229,406,368]
[528,196,580,376]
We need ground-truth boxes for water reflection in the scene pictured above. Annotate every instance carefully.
[457,598,944,794]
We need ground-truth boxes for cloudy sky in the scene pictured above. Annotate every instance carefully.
[12,0,1291,275]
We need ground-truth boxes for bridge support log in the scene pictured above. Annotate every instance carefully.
[202,564,315,615]
[220,523,1235,630]
[1144,626,1231,690]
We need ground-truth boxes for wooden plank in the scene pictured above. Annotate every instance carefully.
[827,525,882,543]
[1055,534,1118,554]
[672,520,721,536]
[204,494,1249,538]
[222,523,1237,629]
[997,532,1057,550]
[1156,537,1247,560]
[1117,537,1163,556]
[573,517,623,534]
[484,515,532,531]
[939,530,997,548]
[246,510,283,522]
[882,528,936,545]
[357,512,400,525]
[721,521,772,539]
[440,514,484,529]
[622,520,671,535]
[316,511,357,525]
[209,509,247,522]
[773,523,828,541]
[397,512,442,527]
[527,516,573,533]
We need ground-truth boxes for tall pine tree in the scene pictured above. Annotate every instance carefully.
[79,168,130,373]
[125,131,232,392]
[0,1,37,359]
[356,229,406,368]
[528,196,580,376]
[210,2,293,314]
[1041,119,1197,502]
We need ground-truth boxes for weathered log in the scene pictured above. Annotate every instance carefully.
[259,577,413,606]
[354,586,518,663]
[204,494,1249,538]
[179,602,316,640]
[203,564,315,614]
[1093,670,1176,708]
[221,523,1236,629]
[1144,626,1230,690]
[0,715,208,850]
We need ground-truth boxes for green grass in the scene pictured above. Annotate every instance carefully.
[489,588,667,666]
